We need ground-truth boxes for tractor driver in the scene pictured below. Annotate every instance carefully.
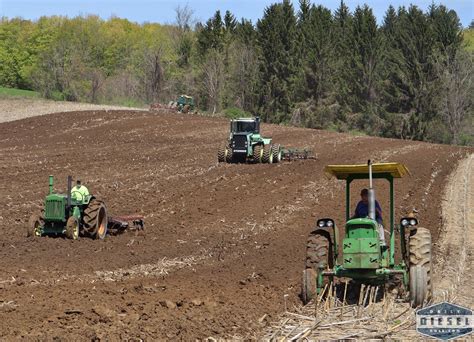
[71,179,90,202]
[353,188,386,246]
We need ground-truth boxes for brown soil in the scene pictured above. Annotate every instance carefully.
[0,110,471,340]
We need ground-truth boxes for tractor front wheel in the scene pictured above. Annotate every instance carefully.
[408,227,432,307]
[218,146,227,163]
[27,211,44,238]
[302,231,334,304]
[262,145,273,164]
[225,148,233,163]
[83,199,108,240]
[65,216,79,240]
[253,145,263,163]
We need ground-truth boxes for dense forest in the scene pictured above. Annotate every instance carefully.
[0,1,472,145]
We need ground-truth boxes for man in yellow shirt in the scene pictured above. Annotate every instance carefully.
[71,179,89,202]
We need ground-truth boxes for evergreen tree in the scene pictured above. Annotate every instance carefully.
[257,0,298,122]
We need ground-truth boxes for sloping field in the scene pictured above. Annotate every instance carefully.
[0,109,472,339]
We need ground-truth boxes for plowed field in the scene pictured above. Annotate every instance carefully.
[0,110,471,340]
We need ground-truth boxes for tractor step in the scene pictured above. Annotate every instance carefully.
[108,215,145,235]
[281,148,316,161]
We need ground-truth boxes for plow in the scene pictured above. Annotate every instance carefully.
[28,176,144,240]
[218,116,315,164]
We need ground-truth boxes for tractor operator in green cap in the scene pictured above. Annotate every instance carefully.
[71,179,89,202]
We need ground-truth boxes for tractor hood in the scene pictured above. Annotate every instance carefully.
[345,217,378,229]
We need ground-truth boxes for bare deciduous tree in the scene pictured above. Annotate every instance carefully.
[438,50,473,144]
[175,4,195,32]
[202,50,224,113]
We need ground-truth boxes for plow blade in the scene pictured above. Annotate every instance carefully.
[282,148,316,161]
[107,215,144,235]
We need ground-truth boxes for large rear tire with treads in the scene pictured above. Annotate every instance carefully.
[83,199,108,239]
[262,145,273,164]
[302,231,333,304]
[408,227,432,307]
[272,144,282,163]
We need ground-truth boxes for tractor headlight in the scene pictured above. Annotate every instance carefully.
[317,219,334,228]
[400,217,418,227]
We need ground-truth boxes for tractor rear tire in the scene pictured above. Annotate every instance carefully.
[27,211,44,238]
[218,146,227,163]
[253,145,263,163]
[272,144,282,163]
[302,268,317,305]
[302,231,334,304]
[408,227,432,307]
[83,199,108,240]
[262,145,273,164]
[65,216,79,240]
[225,148,233,163]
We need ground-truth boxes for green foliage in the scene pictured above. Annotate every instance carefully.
[464,29,474,52]
[0,3,471,146]
[223,107,252,119]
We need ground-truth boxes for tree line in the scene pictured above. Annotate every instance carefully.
[0,1,472,145]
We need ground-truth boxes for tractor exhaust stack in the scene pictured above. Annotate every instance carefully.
[49,175,54,195]
[368,160,376,221]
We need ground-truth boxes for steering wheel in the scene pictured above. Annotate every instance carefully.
[71,190,84,202]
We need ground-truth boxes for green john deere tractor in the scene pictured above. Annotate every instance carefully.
[176,95,195,113]
[27,176,108,240]
[217,116,282,164]
[302,161,432,308]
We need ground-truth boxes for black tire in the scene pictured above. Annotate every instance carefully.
[218,146,227,163]
[262,145,273,164]
[408,227,432,307]
[302,268,317,305]
[302,231,334,304]
[272,144,282,163]
[65,216,79,240]
[253,145,263,163]
[27,211,44,238]
[83,199,108,239]
[225,148,233,163]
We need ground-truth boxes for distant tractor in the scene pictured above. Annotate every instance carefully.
[176,95,195,113]
[217,116,282,164]
[302,161,432,308]
[28,176,108,240]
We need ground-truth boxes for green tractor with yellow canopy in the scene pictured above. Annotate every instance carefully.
[302,161,432,308]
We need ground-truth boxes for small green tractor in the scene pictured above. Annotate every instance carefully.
[217,116,282,164]
[176,95,195,113]
[28,176,108,240]
[302,161,432,308]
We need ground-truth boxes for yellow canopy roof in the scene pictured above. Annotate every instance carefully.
[325,163,410,179]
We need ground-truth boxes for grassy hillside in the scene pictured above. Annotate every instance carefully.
[0,87,39,98]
